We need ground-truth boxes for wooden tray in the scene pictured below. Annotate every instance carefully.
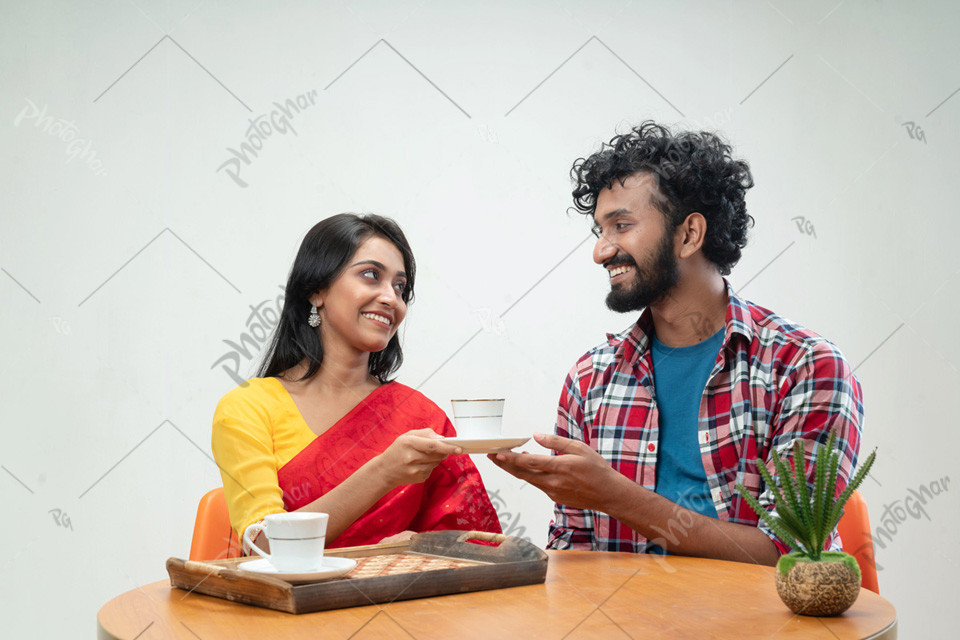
[166,530,548,614]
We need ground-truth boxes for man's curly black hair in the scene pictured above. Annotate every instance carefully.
[571,121,755,275]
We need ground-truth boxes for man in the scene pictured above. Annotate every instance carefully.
[491,122,863,565]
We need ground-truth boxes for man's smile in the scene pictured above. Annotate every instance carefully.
[607,265,633,280]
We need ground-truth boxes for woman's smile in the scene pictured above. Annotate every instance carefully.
[315,235,408,354]
[360,311,393,328]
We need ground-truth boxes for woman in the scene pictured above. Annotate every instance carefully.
[212,213,501,550]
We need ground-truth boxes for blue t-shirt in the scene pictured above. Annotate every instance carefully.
[651,327,725,520]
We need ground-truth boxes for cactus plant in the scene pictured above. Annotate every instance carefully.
[736,430,876,616]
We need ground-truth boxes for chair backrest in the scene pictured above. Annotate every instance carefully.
[189,487,243,561]
[837,489,879,594]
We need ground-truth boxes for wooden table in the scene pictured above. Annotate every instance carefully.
[98,551,897,639]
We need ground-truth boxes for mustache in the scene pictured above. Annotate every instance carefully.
[603,254,636,269]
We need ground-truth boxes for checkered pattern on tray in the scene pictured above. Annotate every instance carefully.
[345,553,482,578]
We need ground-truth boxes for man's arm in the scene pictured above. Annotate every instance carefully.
[545,367,598,550]
[490,433,779,566]
[752,340,864,555]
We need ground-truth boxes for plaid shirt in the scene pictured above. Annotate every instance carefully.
[547,283,863,555]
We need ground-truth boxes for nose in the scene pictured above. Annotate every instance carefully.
[593,234,617,265]
[376,282,398,306]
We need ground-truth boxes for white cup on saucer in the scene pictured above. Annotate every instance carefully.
[243,512,328,572]
[450,399,504,439]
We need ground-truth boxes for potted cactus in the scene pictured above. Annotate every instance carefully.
[736,431,876,616]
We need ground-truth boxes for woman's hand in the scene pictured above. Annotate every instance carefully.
[374,428,462,488]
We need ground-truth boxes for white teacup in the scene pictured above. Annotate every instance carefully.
[451,398,504,439]
[243,512,328,572]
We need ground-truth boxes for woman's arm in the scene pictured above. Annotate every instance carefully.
[212,392,287,549]
[292,429,462,541]
[214,385,462,549]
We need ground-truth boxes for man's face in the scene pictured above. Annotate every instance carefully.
[592,173,679,312]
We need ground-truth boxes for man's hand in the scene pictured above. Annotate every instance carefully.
[491,433,780,566]
[488,432,620,511]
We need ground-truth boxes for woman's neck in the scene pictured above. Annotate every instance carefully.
[313,357,378,392]
[281,345,377,395]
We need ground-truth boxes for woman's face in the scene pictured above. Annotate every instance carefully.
[312,235,408,355]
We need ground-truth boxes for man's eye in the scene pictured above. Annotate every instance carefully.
[615,223,630,231]
[591,226,602,238]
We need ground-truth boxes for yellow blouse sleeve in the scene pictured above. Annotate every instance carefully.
[211,383,286,540]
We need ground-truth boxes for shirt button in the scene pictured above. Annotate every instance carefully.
[648,442,657,453]
[700,431,710,444]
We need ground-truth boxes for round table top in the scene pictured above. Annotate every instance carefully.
[98,550,897,640]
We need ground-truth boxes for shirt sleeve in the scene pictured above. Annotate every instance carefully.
[211,386,287,542]
[546,367,597,550]
[758,340,864,555]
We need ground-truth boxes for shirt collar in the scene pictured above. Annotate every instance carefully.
[609,279,755,369]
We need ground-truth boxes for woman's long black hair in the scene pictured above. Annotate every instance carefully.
[257,213,416,383]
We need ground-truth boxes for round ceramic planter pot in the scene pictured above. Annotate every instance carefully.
[774,551,862,616]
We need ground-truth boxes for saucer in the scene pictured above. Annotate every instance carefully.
[441,436,530,454]
[236,556,357,584]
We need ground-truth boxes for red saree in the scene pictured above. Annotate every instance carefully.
[276,382,502,548]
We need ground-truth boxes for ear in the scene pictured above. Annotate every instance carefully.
[676,212,707,259]
[310,292,323,308]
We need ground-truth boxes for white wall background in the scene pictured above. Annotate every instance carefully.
[2,1,957,637]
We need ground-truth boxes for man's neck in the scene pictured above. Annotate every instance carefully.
[648,272,728,347]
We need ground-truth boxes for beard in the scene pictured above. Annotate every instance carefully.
[605,228,680,313]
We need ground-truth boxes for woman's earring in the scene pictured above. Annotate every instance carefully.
[308,304,321,328]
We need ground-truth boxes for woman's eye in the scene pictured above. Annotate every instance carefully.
[394,282,406,294]
[361,269,378,280]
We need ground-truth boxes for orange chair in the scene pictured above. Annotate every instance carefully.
[189,488,243,561]
[837,490,879,594]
